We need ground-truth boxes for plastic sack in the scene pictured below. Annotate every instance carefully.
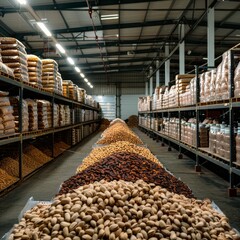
[26,54,40,62]
[0,91,9,97]
[0,37,25,48]
[2,55,27,64]
[0,62,14,77]
[234,62,240,82]
[3,120,15,129]
[0,106,13,116]
[0,97,10,107]
[0,43,26,53]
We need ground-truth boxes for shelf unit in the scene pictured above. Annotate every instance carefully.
[139,49,240,196]
[0,74,101,196]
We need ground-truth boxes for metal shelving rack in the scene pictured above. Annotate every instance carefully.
[139,49,240,196]
[0,74,101,195]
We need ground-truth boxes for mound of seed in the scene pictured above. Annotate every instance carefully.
[77,141,162,173]
[10,180,239,240]
[60,152,193,198]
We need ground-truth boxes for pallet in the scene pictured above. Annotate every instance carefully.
[0,133,19,140]
[198,99,229,106]
[0,71,15,80]
[231,98,240,103]
[199,147,230,163]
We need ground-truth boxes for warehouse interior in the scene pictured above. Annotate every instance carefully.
[0,0,240,239]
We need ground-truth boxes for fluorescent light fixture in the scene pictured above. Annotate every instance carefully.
[87,82,91,86]
[56,43,66,54]
[75,67,81,73]
[84,78,88,82]
[101,14,119,20]
[202,57,208,60]
[67,57,74,65]
[90,85,93,88]
[17,0,27,4]
[80,73,85,78]
[37,22,52,37]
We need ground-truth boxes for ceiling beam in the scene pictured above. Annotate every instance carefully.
[16,19,240,37]
[1,0,166,13]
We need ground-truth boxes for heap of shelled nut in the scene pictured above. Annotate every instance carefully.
[10,180,239,240]
[97,122,143,145]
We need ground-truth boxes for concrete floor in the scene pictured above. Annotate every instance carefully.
[0,129,239,237]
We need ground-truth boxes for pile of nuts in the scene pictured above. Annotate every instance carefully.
[98,120,144,144]
[77,141,162,173]
[59,152,193,198]
[97,123,143,145]
[10,180,239,240]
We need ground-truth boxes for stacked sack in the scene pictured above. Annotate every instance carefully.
[59,105,65,126]
[26,55,42,88]
[41,59,58,93]
[0,50,15,78]
[0,37,28,82]
[64,105,71,125]
[36,100,51,129]
[46,101,52,128]
[234,62,240,97]
[56,72,63,95]
[10,97,29,132]
[53,103,59,127]
[25,99,38,131]
[0,91,15,135]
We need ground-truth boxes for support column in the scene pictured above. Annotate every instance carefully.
[208,7,215,67]
[156,60,160,87]
[149,66,153,96]
[179,24,185,74]
[165,45,170,86]
[145,81,149,96]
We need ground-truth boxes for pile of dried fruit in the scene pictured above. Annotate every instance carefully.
[59,152,193,198]
[10,180,239,240]
[77,141,162,173]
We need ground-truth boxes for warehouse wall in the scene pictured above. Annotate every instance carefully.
[121,95,140,120]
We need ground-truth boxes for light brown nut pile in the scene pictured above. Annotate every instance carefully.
[10,180,239,240]
[97,124,143,145]
[0,169,18,191]
[77,141,162,173]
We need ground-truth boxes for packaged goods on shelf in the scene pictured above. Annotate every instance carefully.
[53,103,59,127]
[72,127,82,145]
[77,87,86,103]
[26,55,42,88]
[69,82,77,100]
[0,61,14,78]
[236,127,240,164]
[25,99,38,131]
[62,80,71,98]
[56,72,63,95]
[59,104,65,126]
[209,124,230,160]
[168,85,178,108]
[64,105,71,125]
[0,37,29,82]
[41,59,59,93]
[0,93,15,135]
[10,97,29,132]
[138,96,152,111]
[36,100,51,129]
[234,62,240,97]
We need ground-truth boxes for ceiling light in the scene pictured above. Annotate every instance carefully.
[80,73,85,78]
[203,57,208,60]
[56,43,66,54]
[87,82,91,86]
[90,85,93,88]
[101,14,119,20]
[37,22,52,37]
[67,57,74,65]
[84,78,88,82]
[75,67,81,73]
[17,0,27,4]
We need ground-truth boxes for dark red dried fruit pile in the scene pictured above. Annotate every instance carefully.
[59,152,193,198]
